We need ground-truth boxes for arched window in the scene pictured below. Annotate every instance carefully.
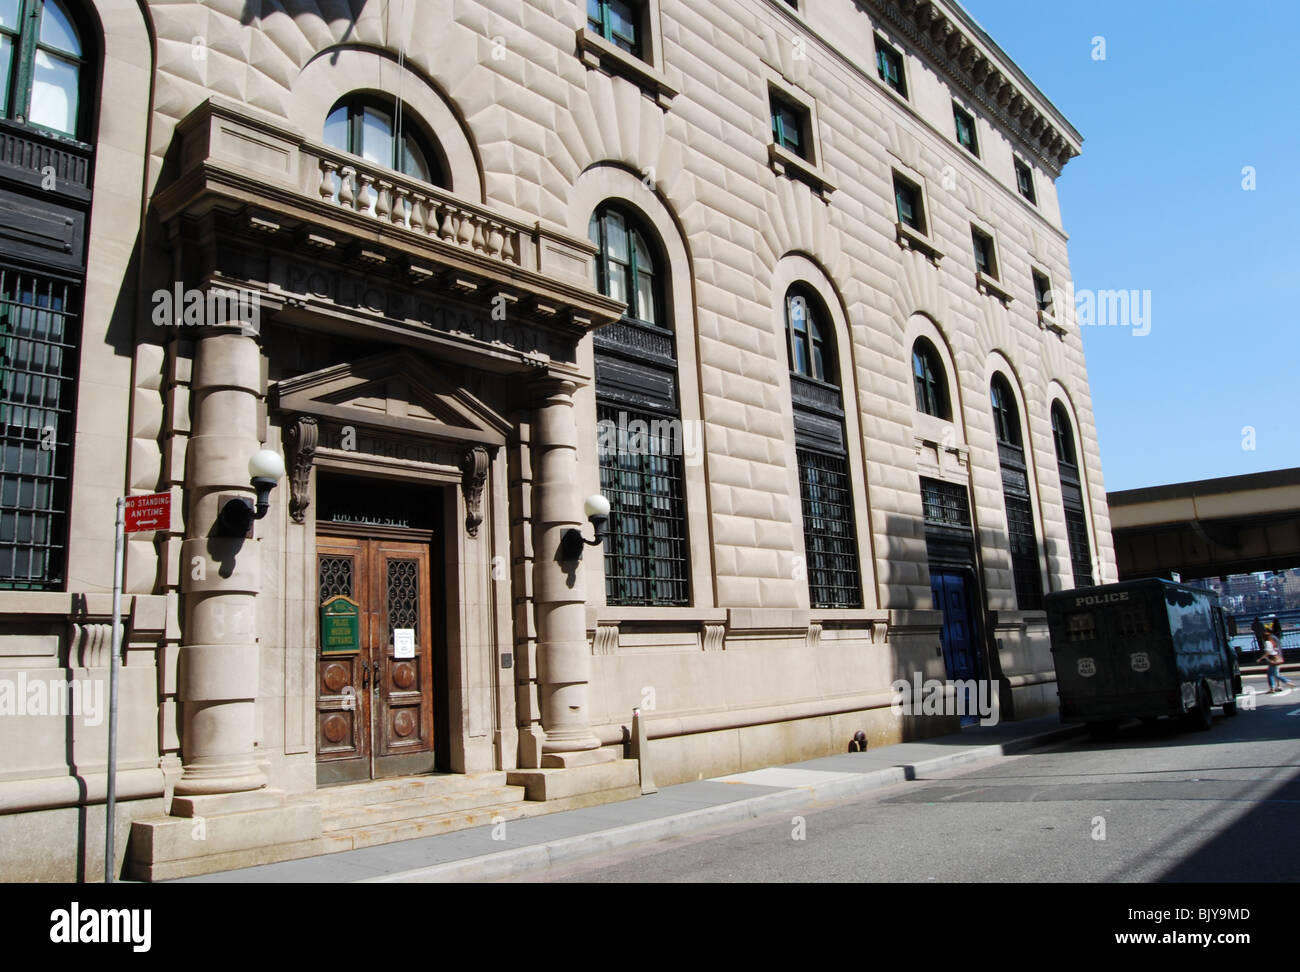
[912,339,949,419]
[785,286,832,382]
[323,94,447,187]
[0,0,97,588]
[589,207,660,328]
[990,374,1022,448]
[1050,402,1077,466]
[1051,401,1093,587]
[990,373,1041,609]
[784,285,861,609]
[0,0,87,138]
[589,203,688,606]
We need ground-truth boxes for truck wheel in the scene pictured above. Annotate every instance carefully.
[1086,720,1119,740]
[1186,685,1213,732]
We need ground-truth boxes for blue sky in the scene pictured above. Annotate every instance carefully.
[960,0,1300,492]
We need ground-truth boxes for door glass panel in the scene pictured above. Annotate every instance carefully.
[0,0,19,31]
[386,558,418,641]
[318,555,355,600]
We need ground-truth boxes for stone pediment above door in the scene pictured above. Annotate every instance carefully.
[272,349,510,449]
[273,350,509,527]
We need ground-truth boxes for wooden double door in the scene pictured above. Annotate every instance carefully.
[316,534,437,784]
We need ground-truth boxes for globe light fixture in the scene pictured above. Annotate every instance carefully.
[561,493,611,560]
[218,448,287,537]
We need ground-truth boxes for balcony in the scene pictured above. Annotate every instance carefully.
[153,97,624,340]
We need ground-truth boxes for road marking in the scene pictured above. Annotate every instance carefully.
[1287,708,1300,717]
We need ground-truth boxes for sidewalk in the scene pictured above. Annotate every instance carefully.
[176,715,1083,883]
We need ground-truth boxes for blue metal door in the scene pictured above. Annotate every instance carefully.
[931,570,982,722]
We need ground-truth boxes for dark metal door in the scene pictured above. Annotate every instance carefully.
[932,570,982,723]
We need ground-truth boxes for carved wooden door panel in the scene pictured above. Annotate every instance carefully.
[316,536,435,783]
[316,537,371,783]
[370,541,435,778]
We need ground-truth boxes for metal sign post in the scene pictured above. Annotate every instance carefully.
[106,497,125,884]
[106,491,170,883]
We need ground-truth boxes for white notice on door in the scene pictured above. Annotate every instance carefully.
[393,628,416,659]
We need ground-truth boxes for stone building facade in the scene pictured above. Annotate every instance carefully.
[0,0,1115,880]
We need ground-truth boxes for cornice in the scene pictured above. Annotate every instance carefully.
[861,0,1082,175]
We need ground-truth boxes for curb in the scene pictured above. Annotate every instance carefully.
[360,722,1086,883]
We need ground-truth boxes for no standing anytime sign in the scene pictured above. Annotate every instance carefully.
[124,492,171,534]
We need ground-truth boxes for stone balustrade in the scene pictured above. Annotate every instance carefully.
[306,145,522,266]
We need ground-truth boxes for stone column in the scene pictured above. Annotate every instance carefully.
[531,378,601,757]
[175,322,266,796]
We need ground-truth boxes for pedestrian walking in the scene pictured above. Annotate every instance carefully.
[1258,633,1294,693]
[1252,616,1267,652]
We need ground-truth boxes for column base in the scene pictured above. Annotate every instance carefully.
[541,729,602,755]
[172,762,267,797]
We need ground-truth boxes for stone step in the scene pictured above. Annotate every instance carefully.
[321,786,526,832]
[323,800,542,852]
[310,772,510,810]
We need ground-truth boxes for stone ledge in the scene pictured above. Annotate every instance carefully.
[128,799,323,879]
[507,758,639,802]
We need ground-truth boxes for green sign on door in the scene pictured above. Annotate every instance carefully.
[320,595,361,653]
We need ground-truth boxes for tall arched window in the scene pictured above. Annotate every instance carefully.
[1,0,87,138]
[785,285,861,609]
[990,375,1022,447]
[0,0,96,588]
[1052,401,1094,588]
[590,203,688,606]
[323,94,447,187]
[912,339,949,419]
[991,374,1042,609]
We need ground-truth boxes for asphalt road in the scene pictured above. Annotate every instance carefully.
[503,675,1300,883]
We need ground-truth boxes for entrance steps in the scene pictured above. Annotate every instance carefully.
[301,772,542,853]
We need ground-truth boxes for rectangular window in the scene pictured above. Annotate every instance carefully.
[798,448,862,609]
[875,38,906,97]
[921,477,971,529]
[1015,158,1036,204]
[1004,493,1043,610]
[598,402,689,606]
[954,104,979,156]
[1065,508,1095,588]
[0,269,77,589]
[894,173,925,233]
[770,91,808,159]
[972,227,997,279]
[1033,269,1053,313]
[587,0,642,58]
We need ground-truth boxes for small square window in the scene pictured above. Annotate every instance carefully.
[588,0,643,58]
[1032,270,1053,313]
[1015,158,1037,204]
[972,227,997,279]
[894,173,925,233]
[770,91,809,160]
[875,38,907,98]
[953,104,979,157]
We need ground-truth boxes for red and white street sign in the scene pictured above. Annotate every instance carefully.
[124,492,171,534]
